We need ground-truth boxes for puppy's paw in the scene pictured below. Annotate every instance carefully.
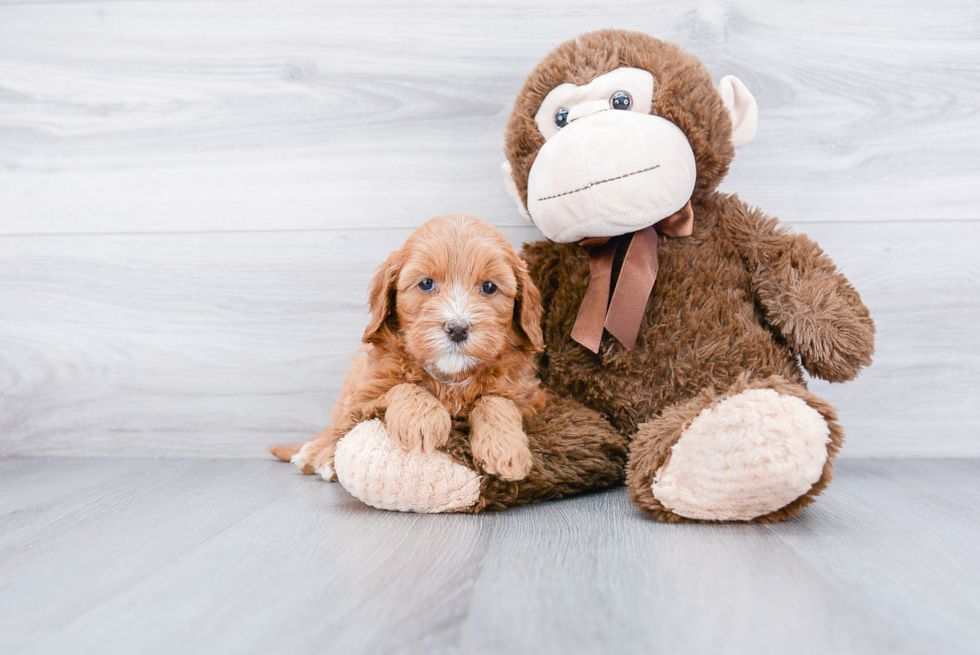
[287,438,337,477]
[384,384,452,453]
[289,441,319,475]
[470,396,534,481]
[472,424,534,481]
[311,445,337,481]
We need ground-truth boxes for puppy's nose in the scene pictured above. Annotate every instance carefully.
[445,320,470,343]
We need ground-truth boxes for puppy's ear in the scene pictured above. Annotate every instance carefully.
[363,248,403,344]
[513,256,545,352]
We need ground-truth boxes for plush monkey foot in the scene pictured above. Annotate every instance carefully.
[333,419,483,513]
[626,376,844,523]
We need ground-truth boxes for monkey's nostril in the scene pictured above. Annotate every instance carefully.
[445,320,471,343]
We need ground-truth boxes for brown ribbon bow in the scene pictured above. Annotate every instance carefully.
[570,200,694,354]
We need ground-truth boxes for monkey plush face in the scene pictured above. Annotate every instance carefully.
[526,67,696,242]
[502,30,758,243]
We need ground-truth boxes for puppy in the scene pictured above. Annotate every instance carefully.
[270,214,546,481]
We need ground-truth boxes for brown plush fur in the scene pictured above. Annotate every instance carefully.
[443,393,630,513]
[271,214,547,481]
[522,191,874,436]
[497,30,875,521]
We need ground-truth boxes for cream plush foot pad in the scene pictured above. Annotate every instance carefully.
[333,419,482,513]
[652,389,830,521]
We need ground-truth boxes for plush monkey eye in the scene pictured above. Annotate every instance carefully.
[418,278,434,291]
[481,281,497,295]
[610,90,632,110]
[554,108,569,128]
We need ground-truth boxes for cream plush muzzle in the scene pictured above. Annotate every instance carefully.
[501,68,758,240]
[526,109,697,243]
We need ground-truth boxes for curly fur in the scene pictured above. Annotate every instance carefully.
[271,214,547,481]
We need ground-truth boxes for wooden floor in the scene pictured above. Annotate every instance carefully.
[0,457,977,654]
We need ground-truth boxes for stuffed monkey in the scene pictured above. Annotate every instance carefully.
[304,30,875,523]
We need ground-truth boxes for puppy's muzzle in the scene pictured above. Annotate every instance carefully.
[445,320,471,343]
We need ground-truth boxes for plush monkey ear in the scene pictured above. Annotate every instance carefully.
[501,160,532,221]
[718,75,758,148]
[362,249,403,344]
[512,256,544,352]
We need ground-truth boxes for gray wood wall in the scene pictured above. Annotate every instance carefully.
[1,0,977,458]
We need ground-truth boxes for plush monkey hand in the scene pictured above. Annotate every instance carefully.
[383,383,452,453]
[724,204,876,382]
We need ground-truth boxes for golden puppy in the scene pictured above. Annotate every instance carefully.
[271,214,546,481]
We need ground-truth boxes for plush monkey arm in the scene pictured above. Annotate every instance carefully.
[721,196,875,382]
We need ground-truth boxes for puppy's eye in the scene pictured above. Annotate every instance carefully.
[418,279,434,292]
[610,91,632,110]
[554,108,569,128]
[481,281,497,295]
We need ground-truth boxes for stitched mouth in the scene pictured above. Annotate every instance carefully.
[536,164,660,202]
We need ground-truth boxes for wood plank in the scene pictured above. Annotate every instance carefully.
[0,220,976,457]
[18,463,490,655]
[3,458,978,654]
[0,459,304,653]
[0,457,169,534]
[768,458,980,654]
[457,491,916,655]
[0,0,977,235]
